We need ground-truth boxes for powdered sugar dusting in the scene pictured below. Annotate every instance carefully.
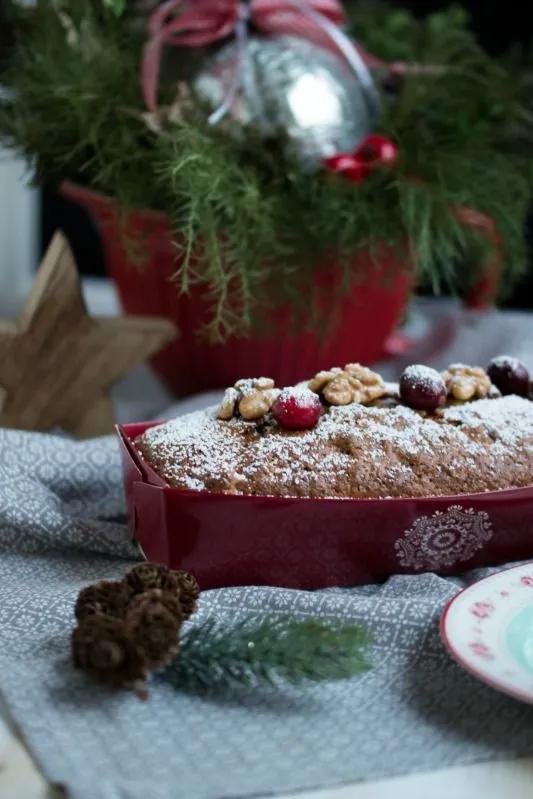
[140,407,249,492]
[277,385,318,407]
[443,395,532,446]
[402,364,444,390]
[489,355,524,371]
[137,395,533,499]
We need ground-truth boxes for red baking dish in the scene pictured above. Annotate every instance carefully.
[118,422,533,590]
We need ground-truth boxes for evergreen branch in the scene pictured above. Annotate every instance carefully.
[102,0,126,17]
[173,616,372,692]
[0,0,532,337]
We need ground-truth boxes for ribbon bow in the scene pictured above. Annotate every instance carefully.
[142,0,360,114]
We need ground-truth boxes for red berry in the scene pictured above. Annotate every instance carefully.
[343,160,371,184]
[271,387,323,431]
[356,135,399,169]
[487,356,530,397]
[324,137,398,186]
[324,153,354,171]
[399,365,447,412]
[323,153,369,184]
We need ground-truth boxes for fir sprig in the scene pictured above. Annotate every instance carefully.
[102,0,126,17]
[1,0,532,337]
[173,616,372,692]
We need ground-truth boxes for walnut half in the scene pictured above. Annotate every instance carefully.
[309,363,386,406]
[441,364,492,402]
[217,377,279,421]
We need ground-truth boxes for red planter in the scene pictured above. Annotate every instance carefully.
[61,182,412,396]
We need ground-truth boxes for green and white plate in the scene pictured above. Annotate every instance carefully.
[442,563,533,704]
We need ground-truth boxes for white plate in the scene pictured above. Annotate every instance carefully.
[441,563,533,704]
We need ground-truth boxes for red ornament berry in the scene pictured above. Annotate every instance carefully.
[487,356,530,397]
[356,135,399,169]
[271,387,323,431]
[324,136,398,185]
[399,365,447,412]
[323,153,370,184]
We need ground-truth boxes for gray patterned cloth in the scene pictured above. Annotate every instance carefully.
[3,302,533,798]
[2,427,533,799]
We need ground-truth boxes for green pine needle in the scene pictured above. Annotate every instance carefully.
[102,0,126,17]
[173,616,373,692]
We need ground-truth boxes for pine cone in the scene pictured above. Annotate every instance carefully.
[72,616,146,686]
[74,580,131,622]
[71,566,199,692]
[125,564,199,620]
[125,563,172,594]
[128,588,183,620]
[174,570,200,620]
[125,590,182,670]
[151,569,200,619]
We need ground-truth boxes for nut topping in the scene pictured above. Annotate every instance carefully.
[217,387,240,421]
[217,378,279,421]
[441,363,492,402]
[309,363,386,406]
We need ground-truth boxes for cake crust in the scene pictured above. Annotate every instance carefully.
[135,394,533,499]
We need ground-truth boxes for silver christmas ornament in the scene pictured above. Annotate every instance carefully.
[193,35,379,167]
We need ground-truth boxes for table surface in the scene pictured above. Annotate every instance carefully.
[2,292,533,798]
[2,711,533,799]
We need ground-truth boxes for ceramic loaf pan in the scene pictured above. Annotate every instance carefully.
[118,422,533,590]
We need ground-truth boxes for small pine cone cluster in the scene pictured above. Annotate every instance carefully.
[72,564,200,693]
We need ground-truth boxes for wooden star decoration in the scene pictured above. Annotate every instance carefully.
[0,232,177,437]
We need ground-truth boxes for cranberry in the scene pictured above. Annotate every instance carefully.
[399,364,447,412]
[487,356,530,397]
[271,387,323,431]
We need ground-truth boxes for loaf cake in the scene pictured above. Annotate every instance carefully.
[136,358,533,499]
